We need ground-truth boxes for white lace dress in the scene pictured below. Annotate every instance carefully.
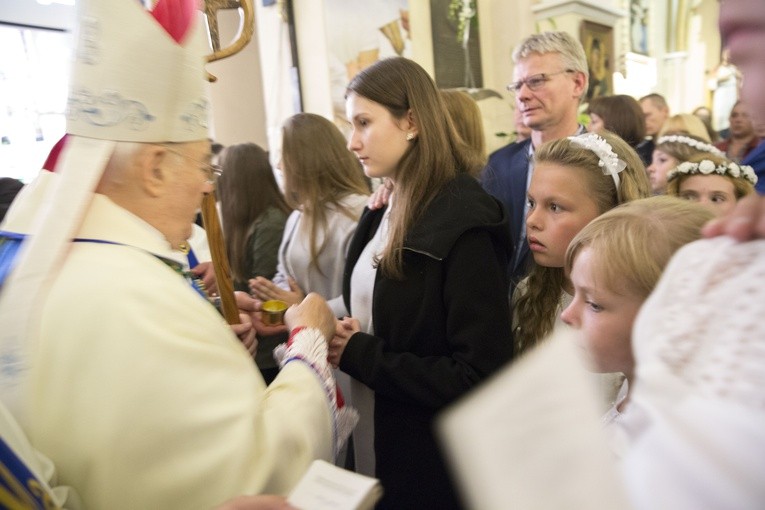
[622,237,765,509]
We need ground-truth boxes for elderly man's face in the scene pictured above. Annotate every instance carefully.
[720,0,765,116]
[156,140,214,249]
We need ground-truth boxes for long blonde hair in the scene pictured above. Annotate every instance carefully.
[565,196,714,300]
[281,113,370,273]
[514,130,651,354]
[347,57,484,279]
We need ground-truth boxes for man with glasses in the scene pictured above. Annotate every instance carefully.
[0,1,353,508]
[481,31,588,289]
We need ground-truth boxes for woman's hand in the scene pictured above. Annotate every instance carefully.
[368,178,393,210]
[249,276,305,306]
[329,317,360,367]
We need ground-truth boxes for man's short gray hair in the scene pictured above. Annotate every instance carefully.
[512,31,588,77]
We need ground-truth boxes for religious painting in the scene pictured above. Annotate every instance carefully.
[630,0,649,54]
[430,0,482,89]
[322,0,411,129]
[580,21,613,102]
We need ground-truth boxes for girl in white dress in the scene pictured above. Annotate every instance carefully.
[249,113,369,316]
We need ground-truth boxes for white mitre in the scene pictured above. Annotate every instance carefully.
[0,0,211,420]
[67,0,209,142]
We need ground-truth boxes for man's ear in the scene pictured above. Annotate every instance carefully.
[572,70,588,100]
[140,145,168,198]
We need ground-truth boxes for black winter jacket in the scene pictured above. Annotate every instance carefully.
[340,173,515,510]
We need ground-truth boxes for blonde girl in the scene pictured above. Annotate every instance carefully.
[666,153,757,217]
[646,133,724,194]
[561,196,714,442]
[514,130,651,355]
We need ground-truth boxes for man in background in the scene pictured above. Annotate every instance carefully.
[481,31,588,289]
[638,92,670,158]
[715,100,759,162]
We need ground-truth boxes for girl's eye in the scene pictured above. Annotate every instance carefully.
[586,301,603,312]
[527,198,535,209]
[711,193,728,203]
[680,192,698,201]
[549,203,561,212]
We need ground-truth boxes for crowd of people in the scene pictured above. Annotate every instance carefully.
[0,0,764,508]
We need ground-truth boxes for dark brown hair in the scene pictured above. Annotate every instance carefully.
[347,57,484,279]
[587,95,646,147]
[216,143,291,283]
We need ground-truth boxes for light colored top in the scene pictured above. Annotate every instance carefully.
[440,329,631,510]
[602,379,630,458]
[274,193,367,317]
[25,194,334,510]
[347,198,392,476]
[513,284,622,411]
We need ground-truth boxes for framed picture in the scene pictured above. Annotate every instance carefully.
[629,0,649,54]
[430,0,483,89]
[580,21,613,101]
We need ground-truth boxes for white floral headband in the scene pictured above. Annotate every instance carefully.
[567,133,627,198]
[656,135,725,157]
[667,159,758,185]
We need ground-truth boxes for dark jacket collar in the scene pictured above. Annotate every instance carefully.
[403,173,511,260]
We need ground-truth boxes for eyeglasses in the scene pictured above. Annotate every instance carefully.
[507,69,575,94]
[159,144,221,185]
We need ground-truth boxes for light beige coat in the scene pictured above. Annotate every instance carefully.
[25,194,333,509]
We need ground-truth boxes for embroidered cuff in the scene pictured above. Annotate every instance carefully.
[273,327,358,457]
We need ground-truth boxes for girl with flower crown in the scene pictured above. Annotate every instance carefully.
[666,153,758,216]
[513,130,651,359]
[561,196,714,454]
[646,133,724,194]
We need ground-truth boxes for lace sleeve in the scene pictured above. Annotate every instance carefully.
[623,237,765,509]
[274,328,358,457]
[632,237,765,408]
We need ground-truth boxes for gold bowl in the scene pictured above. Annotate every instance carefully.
[261,299,288,326]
